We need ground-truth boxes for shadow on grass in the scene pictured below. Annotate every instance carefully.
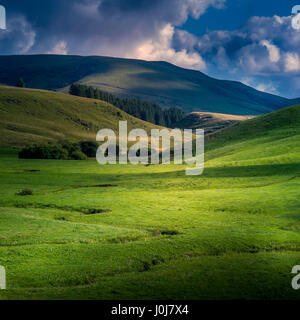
[80,162,300,181]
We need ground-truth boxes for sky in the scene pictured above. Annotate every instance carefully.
[0,0,299,98]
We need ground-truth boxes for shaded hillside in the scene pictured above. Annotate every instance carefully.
[0,86,160,147]
[0,55,298,115]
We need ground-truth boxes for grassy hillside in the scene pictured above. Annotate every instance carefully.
[205,104,300,167]
[175,112,254,134]
[0,103,300,299]
[0,55,298,115]
[0,85,160,147]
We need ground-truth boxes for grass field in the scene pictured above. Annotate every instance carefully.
[0,104,300,300]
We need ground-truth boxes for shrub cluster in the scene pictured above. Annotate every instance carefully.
[19,140,98,160]
[15,188,34,196]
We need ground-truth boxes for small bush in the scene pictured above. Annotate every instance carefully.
[58,140,81,155]
[70,151,88,160]
[79,141,98,157]
[15,189,33,196]
[55,216,67,221]
[16,77,26,88]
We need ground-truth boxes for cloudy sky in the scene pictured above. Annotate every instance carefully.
[0,0,299,98]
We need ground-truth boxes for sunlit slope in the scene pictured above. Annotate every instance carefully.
[0,86,159,146]
[0,55,299,115]
[206,104,300,166]
[175,111,255,134]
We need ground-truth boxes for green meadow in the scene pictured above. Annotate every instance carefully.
[0,102,300,300]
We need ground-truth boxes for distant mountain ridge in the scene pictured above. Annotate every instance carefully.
[0,54,299,115]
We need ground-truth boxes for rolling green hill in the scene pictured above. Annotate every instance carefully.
[0,85,160,147]
[205,103,300,167]
[0,54,299,115]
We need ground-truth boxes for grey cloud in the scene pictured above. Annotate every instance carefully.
[180,15,300,97]
[1,0,224,57]
[189,15,300,75]
[0,15,36,54]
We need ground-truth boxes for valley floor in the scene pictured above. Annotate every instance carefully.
[0,148,300,300]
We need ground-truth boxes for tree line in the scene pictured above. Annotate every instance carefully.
[69,83,185,127]
[19,140,98,160]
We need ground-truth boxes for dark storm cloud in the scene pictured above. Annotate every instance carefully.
[0,0,224,56]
